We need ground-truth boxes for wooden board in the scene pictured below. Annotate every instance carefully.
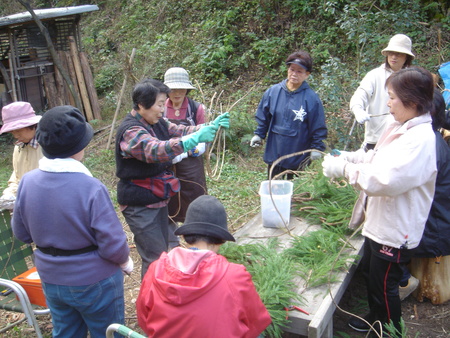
[68,36,94,121]
[64,50,81,109]
[55,51,72,106]
[42,73,60,108]
[233,213,364,338]
[80,52,101,120]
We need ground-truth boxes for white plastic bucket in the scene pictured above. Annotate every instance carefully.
[259,180,294,228]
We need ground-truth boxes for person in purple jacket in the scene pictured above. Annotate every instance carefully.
[250,50,328,179]
[12,105,133,338]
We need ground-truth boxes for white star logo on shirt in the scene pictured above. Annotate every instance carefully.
[293,106,307,122]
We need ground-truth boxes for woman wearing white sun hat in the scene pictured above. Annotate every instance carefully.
[163,67,208,248]
[350,34,415,151]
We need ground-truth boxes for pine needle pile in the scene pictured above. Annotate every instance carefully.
[220,239,302,338]
[287,161,360,287]
[284,229,359,288]
[291,161,358,231]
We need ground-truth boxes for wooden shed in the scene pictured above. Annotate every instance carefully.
[0,4,101,121]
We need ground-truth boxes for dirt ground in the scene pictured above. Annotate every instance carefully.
[332,267,450,338]
[1,222,450,337]
[1,135,449,337]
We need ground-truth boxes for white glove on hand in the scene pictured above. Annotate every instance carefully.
[0,193,15,202]
[120,256,134,275]
[322,155,348,178]
[172,152,188,164]
[354,108,370,124]
[310,151,322,160]
[337,150,351,160]
[340,148,367,164]
[250,135,262,147]
[0,193,15,210]
[188,142,206,157]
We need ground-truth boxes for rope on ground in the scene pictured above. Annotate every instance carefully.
[324,220,388,338]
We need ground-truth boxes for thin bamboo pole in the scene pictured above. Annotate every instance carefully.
[106,48,137,150]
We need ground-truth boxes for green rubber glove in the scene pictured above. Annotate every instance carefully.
[212,112,230,129]
[181,125,218,152]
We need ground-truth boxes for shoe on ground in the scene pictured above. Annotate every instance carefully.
[399,275,419,301]
[348,315,371,332]
[349,315,388,336]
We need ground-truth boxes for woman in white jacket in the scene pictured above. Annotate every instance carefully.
[350,34,415,151]
[323,67,437,336]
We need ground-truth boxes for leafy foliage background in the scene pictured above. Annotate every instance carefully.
[0,2,449,336]
[1,0,449,153]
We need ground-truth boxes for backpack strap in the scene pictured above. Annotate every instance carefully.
[187,98,200,125]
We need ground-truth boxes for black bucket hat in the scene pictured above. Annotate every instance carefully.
[174,195,235,242]
[36,105,94,159]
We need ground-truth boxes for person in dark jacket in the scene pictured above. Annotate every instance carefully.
[413,89,450,258]
[397,89,450,302]
[250,50,327,179]
[115,79,229,278]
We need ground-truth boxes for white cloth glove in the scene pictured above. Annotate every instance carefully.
[340,148,368,164]
[120,256,134,275]
[172,152,188,164]
[310,151,322,160]
[250,135,262,147]
[353,108,370,124]
[322,155,348,178]
[0,193,15,210]
[188,142,206,157]
[0,193,15,202]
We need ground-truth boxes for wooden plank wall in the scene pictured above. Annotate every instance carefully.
[42,36,101,121]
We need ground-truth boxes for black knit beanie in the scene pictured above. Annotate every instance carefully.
[36,105,94,159]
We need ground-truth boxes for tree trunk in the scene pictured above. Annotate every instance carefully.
[410,255,450,305]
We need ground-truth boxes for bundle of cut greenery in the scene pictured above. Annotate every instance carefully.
[218,161,361,336]
[284,229,359,288]
[219,239,301,338]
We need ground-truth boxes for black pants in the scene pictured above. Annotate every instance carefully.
[360,237,411,333]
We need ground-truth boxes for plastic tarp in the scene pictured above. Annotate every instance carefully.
[438,61,450,109]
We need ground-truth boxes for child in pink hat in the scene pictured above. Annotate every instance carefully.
[0,102,43,206]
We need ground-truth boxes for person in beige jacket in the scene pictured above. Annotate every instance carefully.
[0,102,43,206]
[350,34,414,151]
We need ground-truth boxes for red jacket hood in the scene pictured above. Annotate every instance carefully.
[152,247,229,305]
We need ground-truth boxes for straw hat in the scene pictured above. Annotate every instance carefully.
[381,34,415,58]
[164,67,196,90]
[174,195,236,242]
[0,101,41,134]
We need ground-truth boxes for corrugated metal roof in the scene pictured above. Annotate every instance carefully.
[0,5,99,28]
